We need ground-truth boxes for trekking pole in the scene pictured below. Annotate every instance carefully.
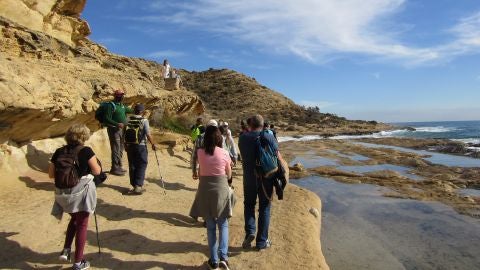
[93,211,101,254]
[154,149,167,195]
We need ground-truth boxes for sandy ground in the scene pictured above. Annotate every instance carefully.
[0,130,328,270]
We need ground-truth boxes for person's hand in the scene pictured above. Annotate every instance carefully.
[192,171,198,180]
[117,123,124,129]
[151,144,157,151]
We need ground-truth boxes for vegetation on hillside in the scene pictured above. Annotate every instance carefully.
[180,68,381,133]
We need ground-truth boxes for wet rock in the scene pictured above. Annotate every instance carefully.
[290,163,305,172]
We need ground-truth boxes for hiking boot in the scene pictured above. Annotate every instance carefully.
[72,260,90,270]
[256,239,272,251]
[109,169,125,176]
[207,259,219,270]
[242,234,255,249]
[59,248,71,262]
[219,260,230,270]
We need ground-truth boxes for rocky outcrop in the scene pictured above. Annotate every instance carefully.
[0,3,204,144]
[0,0,90,46]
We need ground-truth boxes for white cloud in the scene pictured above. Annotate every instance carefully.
[146,50,187,59]
[298,100,336,109]
[137,0,480,65]
[372,72,381,79]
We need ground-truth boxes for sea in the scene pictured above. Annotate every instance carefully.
[280,120,480,150]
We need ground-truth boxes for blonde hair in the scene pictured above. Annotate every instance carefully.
[65,124,91,145]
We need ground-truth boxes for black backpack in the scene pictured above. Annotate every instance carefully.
[95,102,116,124]
[125,116,145,144]
[54,145,84,189]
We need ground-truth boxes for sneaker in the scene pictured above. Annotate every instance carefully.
[219,260,230,270]
[59,248,71,262]
[256,239,272,251]
[242,234,255,249]
[109,170,125,176]
[207,259,219,270]
[119,168,127,173]
[72,260,90,270]
[133,186,145,194]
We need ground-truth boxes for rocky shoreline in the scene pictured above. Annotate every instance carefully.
[358,137,480,158]
[283,139,480,218]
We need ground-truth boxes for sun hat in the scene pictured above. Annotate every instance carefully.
[207,119,218,127]
[223,122,229,126]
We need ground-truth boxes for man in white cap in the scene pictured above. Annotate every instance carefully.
[191,119,218,179]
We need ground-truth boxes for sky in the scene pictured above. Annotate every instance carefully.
[82,0,480,123]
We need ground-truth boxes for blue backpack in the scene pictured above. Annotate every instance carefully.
[256,132,278,178]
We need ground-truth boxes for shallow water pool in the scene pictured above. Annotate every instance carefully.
[296,176,480,270]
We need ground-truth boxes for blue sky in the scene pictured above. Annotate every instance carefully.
[83,0,480,122]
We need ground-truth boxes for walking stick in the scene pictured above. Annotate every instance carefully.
[154,149,167,195]
[93,211,101,254]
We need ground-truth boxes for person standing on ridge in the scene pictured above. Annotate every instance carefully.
[103,89,133,176]
[162,59,170,79]
[238,114,280,251]
[124,104,157,194]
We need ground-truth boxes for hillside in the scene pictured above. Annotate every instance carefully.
[181,69,390,135]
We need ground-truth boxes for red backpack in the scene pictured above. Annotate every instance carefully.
[54,145,84,189]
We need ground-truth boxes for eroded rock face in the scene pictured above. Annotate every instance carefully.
[0,0,89,46]
[0,1,204,143]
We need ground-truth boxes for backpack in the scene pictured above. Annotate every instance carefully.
[54,145,84,189]
[95,102,116,124]
[125,116,145,144]
[255,132,278,179]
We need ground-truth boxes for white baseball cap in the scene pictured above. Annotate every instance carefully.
[223,122,229,126]
[207,119,218,127]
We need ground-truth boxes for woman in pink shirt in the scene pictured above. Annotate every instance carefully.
[190,125,232,270]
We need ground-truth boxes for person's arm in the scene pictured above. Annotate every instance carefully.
[125,105,134,114]
[48,163,55,179]
[88,155,102,175]
[143,119,156,150]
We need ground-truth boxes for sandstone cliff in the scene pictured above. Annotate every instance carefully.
[0,2,204,143]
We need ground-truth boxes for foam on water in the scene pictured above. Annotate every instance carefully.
[413,126,459,133]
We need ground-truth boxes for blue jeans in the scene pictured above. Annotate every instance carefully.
[126,144,148,187]
[206,217,229,263]
[243,176,273,248]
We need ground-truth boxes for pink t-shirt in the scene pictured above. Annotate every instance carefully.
[198,147,231,176]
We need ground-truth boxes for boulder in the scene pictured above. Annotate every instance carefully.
[0,0,89,46]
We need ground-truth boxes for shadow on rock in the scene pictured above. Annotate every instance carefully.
[0,232,58,269]
[25,144,52,173]
[96,199,199,227]
[86,251,203,270]
[145,178,197,192]
[87,229,207,256]
[18,176,54,192]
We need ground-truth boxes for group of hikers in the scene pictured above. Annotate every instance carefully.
[49,89,285,270]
